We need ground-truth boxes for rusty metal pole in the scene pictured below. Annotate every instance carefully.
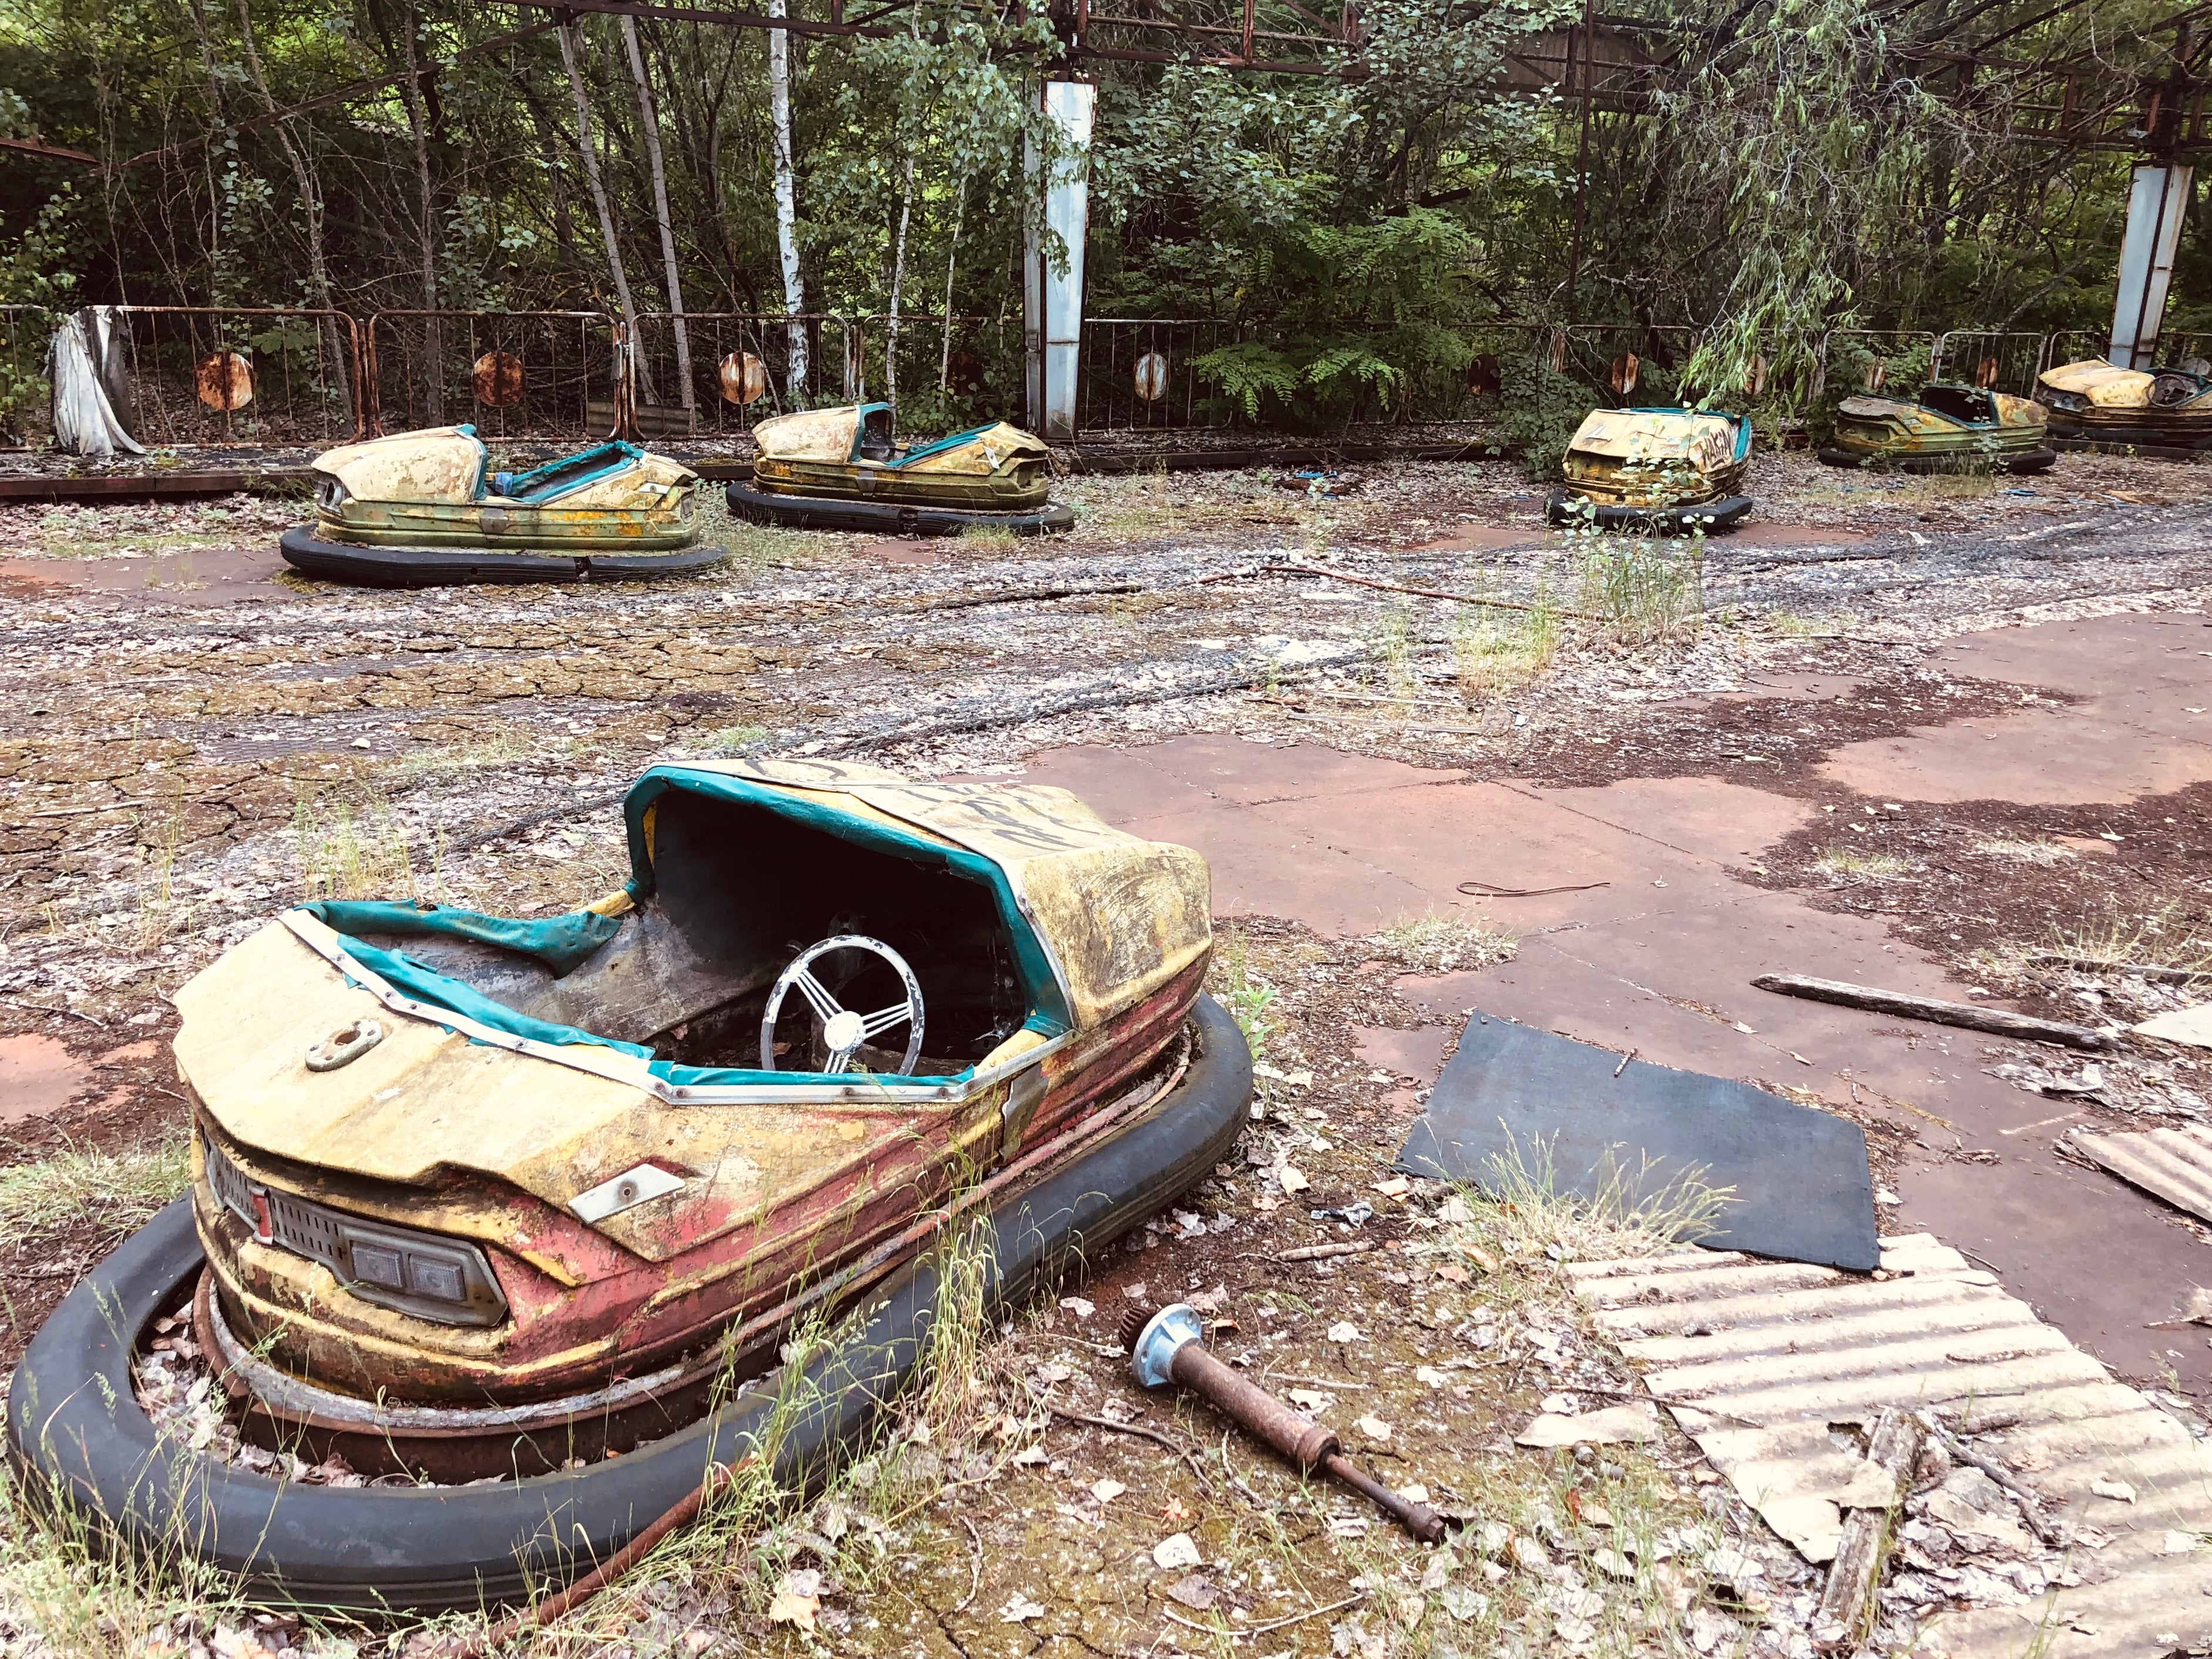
[1564,0,1596,320]
[1128,1305,1445,1543]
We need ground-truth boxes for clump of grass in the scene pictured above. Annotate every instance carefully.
[1453,599,1559,701]
[1458,1133,1733,1262]
[1972,837,2075,865]
[1369,912,1518,974]
[1764,611,1830,637]
[380,727,539,785]
[1812,845,1911,879]
[700,723,771,753]
[0,1134,191,1234]
[294,788,415,901]
[1577,535,1705,645]
[2050,899,2212,975]
[1373,603,1417,697]
[132,803,187,948]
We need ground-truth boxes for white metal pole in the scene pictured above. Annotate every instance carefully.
[2109,163,2193,370]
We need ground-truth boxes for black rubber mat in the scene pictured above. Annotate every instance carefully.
[1397,1013,1880,1270]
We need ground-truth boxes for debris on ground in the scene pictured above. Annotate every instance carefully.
[2066,1123,2212,1224]
[1400,1012,1880,1270]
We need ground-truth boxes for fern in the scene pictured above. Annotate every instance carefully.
[1191,342,1304,420]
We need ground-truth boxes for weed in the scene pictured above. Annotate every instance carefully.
[1972,837,2075,865]
[1578,534,1705,645]
[1812,845,1911,878]
[2050,899,2212,975]
[0,1134,191,1235]
[700,723,771,753]
[1458,1133,1732,1261]
[293,788,415,901]
[1453,599,1558,701]
[1217,929,1278,1062]
[1369,912,1517,974]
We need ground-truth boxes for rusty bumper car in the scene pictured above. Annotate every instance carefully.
[1818,384,2055,473]
[2032,358,2212,452]
[726,402,1075,535]
[1544,407,1754,531]
[280,424,731,586]
[7,760,1248,1611]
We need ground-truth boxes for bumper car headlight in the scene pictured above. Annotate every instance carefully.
[313,472,350,513]
[205,1135,507,1326]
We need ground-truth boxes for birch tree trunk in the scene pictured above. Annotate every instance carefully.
[886,154,914,413]
[398,8,443,422]
[940,176,966,389]
[233,0,352,427]
[559,19,656,411]
[620,15,693,415]
[767,0,809,397]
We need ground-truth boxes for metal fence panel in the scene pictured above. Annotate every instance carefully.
[0,304,55,447]
[368,311,613,444]
[100,307,362,448]
[627,313,861,438]
[1932,330,2046,397]
[1074,318,1243,432]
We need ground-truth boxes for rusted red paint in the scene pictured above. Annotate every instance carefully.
[201,954,1210,1405]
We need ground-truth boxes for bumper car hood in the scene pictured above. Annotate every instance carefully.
[174,760,1211,1242]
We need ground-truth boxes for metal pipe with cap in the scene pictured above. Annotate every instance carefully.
[1127,1303,1445,1543]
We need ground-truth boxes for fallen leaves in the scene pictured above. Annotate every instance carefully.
[1152,1532,1202,1570]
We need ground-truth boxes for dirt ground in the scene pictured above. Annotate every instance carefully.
[6,449,2212,1657]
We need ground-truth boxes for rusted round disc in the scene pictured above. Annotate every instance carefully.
[195,350,254,412]
[472,350,525,408]
[1133,350,1169,402]
[718,351,768,406]
[946,347,987,398]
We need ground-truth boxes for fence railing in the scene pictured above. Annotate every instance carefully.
[1932,330,2046,398]
[9,303,2200,454]
[628,312,865,438]
[0,304,56,447]
[367,310,613,445]
[86,307,365,448]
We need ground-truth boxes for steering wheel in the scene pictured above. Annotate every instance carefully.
[758,935,926,1076]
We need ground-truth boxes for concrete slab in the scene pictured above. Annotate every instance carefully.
[0,1033,89,1125]
[1820,613,2212,805]
[0,546,290,609]
[1026,617,2212,1389]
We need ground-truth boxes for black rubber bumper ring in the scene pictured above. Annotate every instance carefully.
[278,528,731,588]
[6,996,1250,1614]
[724,482,1075,537]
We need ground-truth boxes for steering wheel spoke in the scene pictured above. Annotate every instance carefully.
[788,968,845,1024]
[759,935,927,1077]
[860,1003,913,1040]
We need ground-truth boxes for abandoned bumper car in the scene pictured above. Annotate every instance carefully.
[1818,383,2055,473]
[725,402,1075,535]
[1545,406,1755,530]
[280,424,730,586]
[7,760,1249,1611]
[2032,358,2212,452]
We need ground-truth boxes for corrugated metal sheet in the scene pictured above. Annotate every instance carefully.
[2069,1123,2212,1224]
[1569,1234,2212,1659]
